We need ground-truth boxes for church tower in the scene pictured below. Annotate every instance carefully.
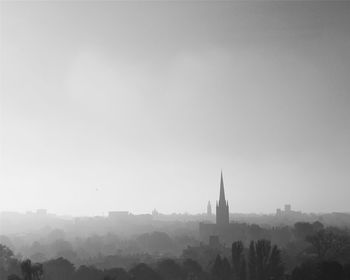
[216,171,229,225]
[207,201,212,216]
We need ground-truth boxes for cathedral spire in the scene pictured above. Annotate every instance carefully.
[216,171,229,225]
[219,170,226,203]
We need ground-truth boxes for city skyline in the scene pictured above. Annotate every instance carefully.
[1,1,350,216]
[0,171,346,217]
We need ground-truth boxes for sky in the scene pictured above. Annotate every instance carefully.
[1,1,350,216]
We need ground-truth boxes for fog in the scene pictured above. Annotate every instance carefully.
[1,1,350,280]
[1,1,350,216]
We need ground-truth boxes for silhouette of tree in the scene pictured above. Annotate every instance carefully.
[231,241,246,280]
[0,237,14,253]
[271,227,293,247]
[31,264,43,280]
[343,263,350,280]
[306,229,350,262]
[0,244,14,263]
[20,260,42,280]
[1,244,21,280]
[156,259,183,280]
[212,255,222,280]
[182,245,221,270]
[212,255,231,280]
[74,265,102,280]
[7,275,22,280]
[248,240,284,280]
[249,225,264,241]
[291,261,346,280]
[291,261,319,280]
[182,259,203,280]
[312,221,324,232]
[137,232,174,254]
[103,267,129,280]
[294,222,315,241]
[221,258,231,280]
[43,257,75,280]
[318,261,344,280]
[129,263,162,280]
[248,241,257,280]
[21,260,32,280]
[240,259,247,280]
[1,244,14,278]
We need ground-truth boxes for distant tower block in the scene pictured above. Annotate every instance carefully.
[207,201,212,216]
[216,171,229,225]
[285,204,291,213]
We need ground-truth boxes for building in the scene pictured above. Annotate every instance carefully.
[199,172,242,245]
[207,201,212,216]
[216,172,229,225]
[275,204,301,217]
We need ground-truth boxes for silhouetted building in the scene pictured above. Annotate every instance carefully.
[275,204,306,225]
[207,201,212,216]
[216,172,229,225]
[199,172,239,245]
[284,204,291,213]
[275,204,301,217]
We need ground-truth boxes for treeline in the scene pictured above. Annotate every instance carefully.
[2,235,350,280]
[2,222,350,280]
[0,231,198,263]
[2,221,350,265]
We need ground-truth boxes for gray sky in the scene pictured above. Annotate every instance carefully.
[1,1,350,216]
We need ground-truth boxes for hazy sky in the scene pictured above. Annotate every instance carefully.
[1,1,350,216]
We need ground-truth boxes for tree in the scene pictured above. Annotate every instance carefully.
[74,265,103,280]
[318,261,344,280]
[129,263,162,280]
[212,255,222,280]
[291,261,319,280]
[306,229,350,262]
[20,260,42,280]
[294,222,315,241]
[31,263,43,280]
[21,260,32,280]
[312,221,324,232]
[103,267,129,280]
[7,275,22,280]
[43,257,75,280]
[182,259,203,280]
[248,240,284,280]
[248,242,257,280]
[212,255,231,280]
[156,259,183,280]
[249,225,264,241]
[232,241,246,280]
[221,258,231,280]
[1,244,14,279]
[0,244,21,280]
[137,232,174,254]
[291,261,345,280]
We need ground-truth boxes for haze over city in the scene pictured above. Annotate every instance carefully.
[1,1,350,217]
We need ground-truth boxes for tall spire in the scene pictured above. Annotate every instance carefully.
[216,170,229,225]
[207,201,212,216]
[219,170,226,203]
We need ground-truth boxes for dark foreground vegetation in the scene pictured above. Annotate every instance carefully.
[1,222,350,280]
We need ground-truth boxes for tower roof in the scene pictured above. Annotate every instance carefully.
[219,171,226,203]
